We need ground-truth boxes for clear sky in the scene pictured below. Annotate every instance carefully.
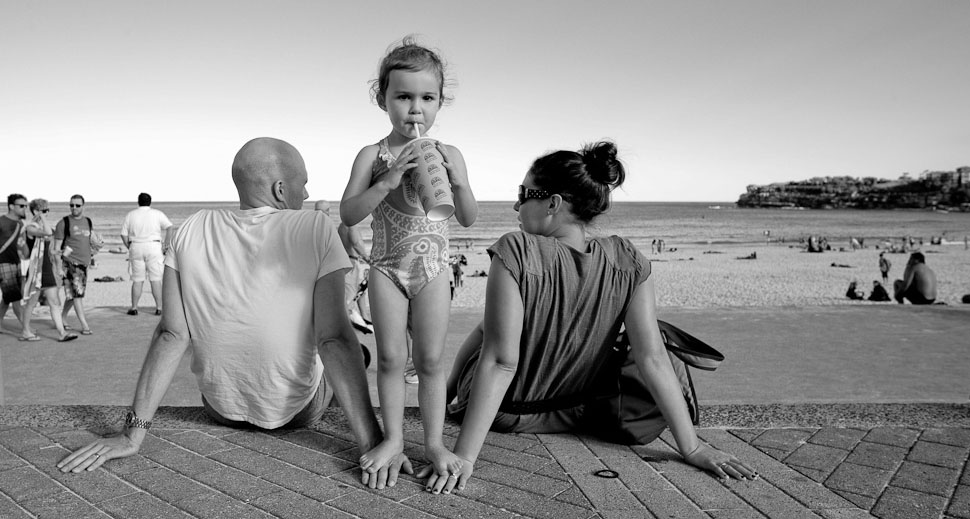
[3,1,968,203]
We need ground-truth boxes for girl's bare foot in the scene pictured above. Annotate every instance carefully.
[359,438,404,474]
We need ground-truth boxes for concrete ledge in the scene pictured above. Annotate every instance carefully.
[702,402,970,428]
[2,403,968,430]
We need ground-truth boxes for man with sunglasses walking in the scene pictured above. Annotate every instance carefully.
[54,194,95,335]
[0,194,29,332]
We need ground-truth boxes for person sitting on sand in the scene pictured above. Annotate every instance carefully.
[868,280,891,302]
[893,252,937,305]
[845,281,864,300]
[58,138,412,489]
[421,141,756,494]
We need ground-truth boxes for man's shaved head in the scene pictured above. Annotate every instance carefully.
[232,137,308,210]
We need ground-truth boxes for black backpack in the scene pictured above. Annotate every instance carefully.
[62,216,93,238]
[586,320,724,445]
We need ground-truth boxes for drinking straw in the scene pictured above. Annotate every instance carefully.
[411,122,421,138]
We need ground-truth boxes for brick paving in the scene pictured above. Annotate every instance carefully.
[0,406,968,518]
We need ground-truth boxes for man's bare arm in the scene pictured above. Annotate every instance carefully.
[313,270,382,452]
[58,267,191,472]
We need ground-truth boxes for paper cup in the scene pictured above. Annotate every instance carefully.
[62,245,73,258]
[408,137,454,221]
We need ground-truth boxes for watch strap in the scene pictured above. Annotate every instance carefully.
[125,410,152,430]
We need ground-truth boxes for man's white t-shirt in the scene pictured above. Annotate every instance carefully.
[121,206,173,243]
[165,207,351,429]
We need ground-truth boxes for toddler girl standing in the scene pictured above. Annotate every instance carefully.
[340,36,477,485]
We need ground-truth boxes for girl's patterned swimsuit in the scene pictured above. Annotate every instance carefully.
[368,138,449,299]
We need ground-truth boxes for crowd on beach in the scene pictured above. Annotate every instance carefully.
[4,36,966,498]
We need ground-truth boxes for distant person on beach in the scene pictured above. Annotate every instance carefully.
[845,281,864,300]
[893,252,937,305]
[20,199,77,342]
[878,251,891,283]
[807,235,823,253]
[340,37,478,481]
[53,194,96,335]
[0,193,28,332]
[58,137,412,489]
[451,254,464,288]
[121,192,173,316]
[868,280,891,302]
[432,141,756,494]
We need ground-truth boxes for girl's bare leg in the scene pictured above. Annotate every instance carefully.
[358,271,409,473]
[411,273,462,477]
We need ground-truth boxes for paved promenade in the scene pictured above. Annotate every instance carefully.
[1,304,969,518]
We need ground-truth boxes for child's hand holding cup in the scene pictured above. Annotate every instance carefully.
[408,135,455,221]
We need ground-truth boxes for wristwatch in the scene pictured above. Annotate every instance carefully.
[125,410,152,430]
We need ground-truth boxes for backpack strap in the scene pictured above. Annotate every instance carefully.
[61,216,93,239]
[0,221,22,255]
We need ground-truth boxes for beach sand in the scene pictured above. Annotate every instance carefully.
[5,242,968,409]
[75,242,970,311]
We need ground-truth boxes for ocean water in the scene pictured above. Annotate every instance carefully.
[43,201,970,253]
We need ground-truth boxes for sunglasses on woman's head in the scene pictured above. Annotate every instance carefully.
[518,185,552,205]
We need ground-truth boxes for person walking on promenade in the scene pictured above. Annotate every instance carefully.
[19,198,76,342]
[0,194,28,333]
[121,192,173,316]
[894,251,937,305]
[53,194,95,335]
[430,142,756,494]
[878,251,891,283]
[58,137,411,489]
[340,37,478,479]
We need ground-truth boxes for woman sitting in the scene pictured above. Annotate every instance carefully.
[419,141,756,493]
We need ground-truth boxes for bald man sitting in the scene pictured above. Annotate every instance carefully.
[59,138,412,489]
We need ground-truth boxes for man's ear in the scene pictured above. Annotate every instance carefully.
[272,180,285,203]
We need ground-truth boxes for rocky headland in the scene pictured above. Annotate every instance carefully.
[737,166,970,209]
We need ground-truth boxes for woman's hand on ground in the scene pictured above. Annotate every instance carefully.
[683,443,758,481]
[416,455,475,495]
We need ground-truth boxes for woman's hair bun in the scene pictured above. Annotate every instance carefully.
[581,141,624,188]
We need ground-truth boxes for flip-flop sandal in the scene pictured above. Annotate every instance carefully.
[19,336,41,342]
[80,329,93,335]
[59,334,79,342]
